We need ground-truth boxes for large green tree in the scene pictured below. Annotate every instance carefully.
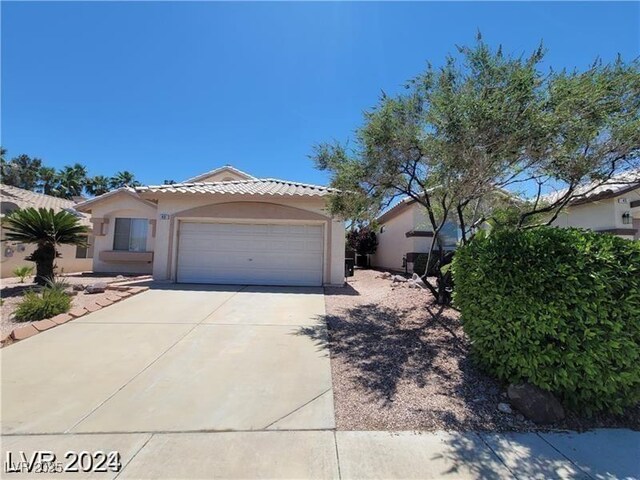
[86,175,111,196]
[54,163,88,199]
[2,208,89,285]
[313,37,640,304]
[38,167,58,195]
[110,171,141,189]
[1,154,43,190]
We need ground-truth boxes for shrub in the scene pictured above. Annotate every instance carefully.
[14,287,71,322]
[346,227,378,255]
[452,227,640,414]
[412,253,441,276]
[13,265,34,283]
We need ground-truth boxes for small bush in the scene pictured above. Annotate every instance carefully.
[412,253,440,276]
[14,288,71,322]
[346,227,378,255]
[452,227,640,414]
[13,265,34,283]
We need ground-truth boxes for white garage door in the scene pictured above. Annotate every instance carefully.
[176,222,324,286]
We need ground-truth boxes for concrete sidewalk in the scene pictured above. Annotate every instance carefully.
[2,429,637,479]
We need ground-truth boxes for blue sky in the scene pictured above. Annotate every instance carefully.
[2,1,639,187]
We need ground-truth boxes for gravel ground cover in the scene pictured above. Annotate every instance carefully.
[318,269,639,432]
[1,272,150,337]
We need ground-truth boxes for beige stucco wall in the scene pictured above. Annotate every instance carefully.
[148,194,345,286]
[412,204,436,253]
[372,204,420,271]
[83,192,345,285]
[87,195,158,274]
[0,242,92,279]
[553,187,640,240]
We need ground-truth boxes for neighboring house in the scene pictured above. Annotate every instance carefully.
[372,197,459,272]
[75,166,346,286]
[549,169,640,241]
[0,184,93,278]
[373,170,640,273]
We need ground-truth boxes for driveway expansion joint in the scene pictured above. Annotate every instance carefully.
[64,286,248,433]
[263,388,333,430]
[534,432,598,480]
[113,433,154,480]
[476,432,518,480]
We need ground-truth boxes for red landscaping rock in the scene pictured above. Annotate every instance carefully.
[50,313,73,325]
[32,319,57,332]
[128,286,150,294]
[107,285,130,292]
[96,298,113,307]
[11,325,39,341]
[68,307,88,318]
[84,303,102,313]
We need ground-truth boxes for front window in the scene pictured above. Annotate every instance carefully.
[75,235,93,258]
[113,218,148,252]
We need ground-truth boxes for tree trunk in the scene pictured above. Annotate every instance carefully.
[27,243,57,285]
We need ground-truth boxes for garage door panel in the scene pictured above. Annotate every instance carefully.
[177,222,324,286]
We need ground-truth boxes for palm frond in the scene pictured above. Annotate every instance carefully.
[2,208,89,246]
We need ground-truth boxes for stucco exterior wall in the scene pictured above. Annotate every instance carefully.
[87,195,158,274]
[0,242,92,278]
[412,205,435,253]
[372,204,417,271]
[553,187,640,240]
[85,193,345,285]
[553,198,617,230]
[148,194,344,286]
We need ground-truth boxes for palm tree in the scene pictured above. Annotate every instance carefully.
[55,163,88,199]
[2,208,89,285]
[109,171,141,189]
[1,154,43,190]
[38,167,58,195]
[86,175,111,196]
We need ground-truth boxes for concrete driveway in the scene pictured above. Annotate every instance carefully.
[5,286,636,479]
[1,284,334,435]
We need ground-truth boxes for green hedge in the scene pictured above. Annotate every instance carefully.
[452,227,640,414]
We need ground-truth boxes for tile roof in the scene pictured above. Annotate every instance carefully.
[184,165,256,183]
[0,184,91,226]
[136,178,339,197]
[376,196,416,224]
[73,187,155,213]
[544,168,640,205]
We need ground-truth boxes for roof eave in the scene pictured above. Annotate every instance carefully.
[75,188,157,213]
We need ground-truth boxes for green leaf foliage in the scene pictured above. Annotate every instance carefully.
[12,265,34,283]
[2,208,89,285]
[14,287,71,322]
[346,226,378,255]
[2,208,89,246]
[452,227,640,414]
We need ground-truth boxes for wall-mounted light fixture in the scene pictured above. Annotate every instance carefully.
[622,211,631,225]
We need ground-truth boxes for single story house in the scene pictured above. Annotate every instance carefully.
[373,170,640,273]
[1,184,93,278]
[75,166,345,286]
[549,169,640,241]
[371,197,459,272]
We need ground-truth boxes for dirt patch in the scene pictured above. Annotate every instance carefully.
[317,269,639,432]
[1,273,149,337]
